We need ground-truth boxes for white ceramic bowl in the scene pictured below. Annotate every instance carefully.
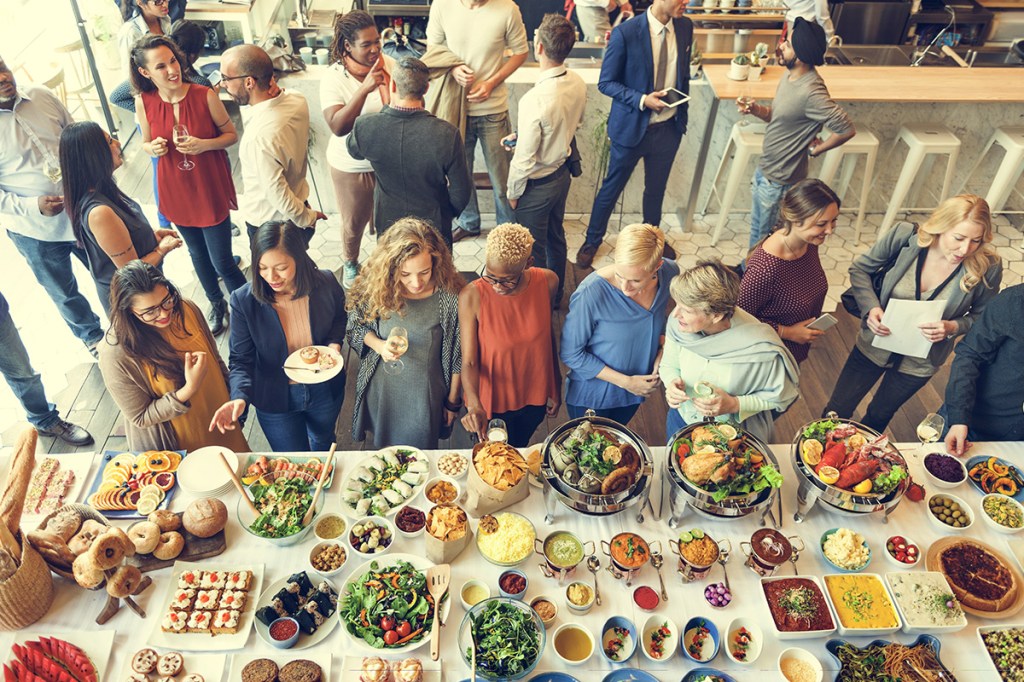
[312,513,347,541]
[724,617,763,665]
[760,575,837,641]
[822,573,903,638]
[927,492,974,533]
[922,453,967,490]
[530,595,558,630]
[307,541,347,578]
[394,505,426,540]
[551,622,595,666]
[641,614,678,662]
[565,580,595,614]
[422,476,462,506]
[883,534,922,568]
[885,572,968,635]
[349,515,396,559]
[980,493,1024,534]
[436,452,470,479]
[459,578,490,611]
[778,646,823,682]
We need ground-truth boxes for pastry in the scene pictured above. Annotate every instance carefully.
[187,611,211,633]
[130,649,158,674]
[183,498,227,538]
[41,507,81,541]
[88,532,124,570]
[127,674,148,682]
[170,588,196,611]
[279,660,322,682]
[27,528,76,568]
[241,659,278,682]
[148,509,181,532]
[299,346,320,364]
[218,589,246,610]
[225,570,251,591]
[393,659,424,682]
[194,589,219,610]
[161,610,188,634]
[72,551,105,589]
[104,526,136,558]
[106,564,143,598]
[128,521,161,554]
[156,653,183,677]
[153,531,184,560]
[182,676,204,682]
[211,609,240,635]
[359,658,389,682]
[158,677,175,682]
[200,570,226,590]
[939,540,1018,612]
[178,569,201,589]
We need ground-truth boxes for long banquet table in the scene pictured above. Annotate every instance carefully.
[8,442,1021,681]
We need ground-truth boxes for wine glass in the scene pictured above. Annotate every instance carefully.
[915,412,944,459]
[737,85,754,127]
[172,125,195,171]
[382,326,408,375]
[43,157,62,185]
[486,419,508,443]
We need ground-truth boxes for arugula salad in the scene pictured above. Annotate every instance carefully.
[341,559,443,649]
[466,599,542,678]
[249,476,313,538]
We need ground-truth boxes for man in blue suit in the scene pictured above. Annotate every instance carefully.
[575,0,691,269]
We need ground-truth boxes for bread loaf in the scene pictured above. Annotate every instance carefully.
[0,427,37,536]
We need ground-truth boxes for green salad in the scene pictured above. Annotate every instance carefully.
[467,600,541,678]
[341,559,442,649]
[249,476,313,538]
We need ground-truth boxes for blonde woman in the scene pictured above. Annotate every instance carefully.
[346,218,464,449]
[560,224,679,425]
[824,195,1002,431]
[660,260,799,443]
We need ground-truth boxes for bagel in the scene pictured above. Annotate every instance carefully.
[103,526,136,558]
[106,564,142,598]
[67,524,101,556]
[153,531,184,561]
[27,529,76,569]
[148,509,181,533]
[89,533,125,570]
[72,552,105,589]
[128,521,161,555]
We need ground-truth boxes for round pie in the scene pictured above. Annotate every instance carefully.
[131,649,158,674]
[938,539,1018,612]
[156,652,184,677]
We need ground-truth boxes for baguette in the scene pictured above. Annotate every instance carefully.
[0,427,37,535]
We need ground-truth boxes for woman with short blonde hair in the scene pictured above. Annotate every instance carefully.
[561,224,679,425]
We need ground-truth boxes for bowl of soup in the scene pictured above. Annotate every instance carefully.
[602,532,654,573]
[552,623,594,666]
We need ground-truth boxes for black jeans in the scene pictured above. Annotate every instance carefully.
[492,404,547,448]
[177,216,246,304]
[514,165,570,304]
[823,346,932,433]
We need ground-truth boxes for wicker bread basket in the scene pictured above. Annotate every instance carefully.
[35,503,110,585]
[0,529,54,630]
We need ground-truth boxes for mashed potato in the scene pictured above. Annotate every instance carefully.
[823,528,870,570]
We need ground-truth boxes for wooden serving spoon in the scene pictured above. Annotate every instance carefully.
[426,563,451,661]
[303,444,336,527]
[220,451,259,516]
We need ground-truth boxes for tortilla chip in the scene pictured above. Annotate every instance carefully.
[473,442,527,491]
[426,503,468,542]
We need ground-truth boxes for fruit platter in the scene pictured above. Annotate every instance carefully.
[85,451,184,518]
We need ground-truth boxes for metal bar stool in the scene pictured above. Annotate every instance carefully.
[699,121,767,246]
[878,123,961,235]
[816,128,880,243]
[957,126,1024,246]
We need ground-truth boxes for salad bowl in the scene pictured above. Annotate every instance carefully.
[237,470,325,546]
[458,597,546,680]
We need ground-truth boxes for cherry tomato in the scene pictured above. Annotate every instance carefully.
[383,629,399,645]
[396,621,412,638]
[381,615,396,631]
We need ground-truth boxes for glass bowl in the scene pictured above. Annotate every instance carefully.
[458,597,546,680]
[236,470,325,547]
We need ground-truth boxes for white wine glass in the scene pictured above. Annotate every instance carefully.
[694,370,719,421]
[915,412,944,459]
[382,326,408,375]
[737,85,754,127]
[43,157,62,185]
[172,125,195,171]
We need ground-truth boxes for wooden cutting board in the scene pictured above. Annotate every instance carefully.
[127,512,226,573]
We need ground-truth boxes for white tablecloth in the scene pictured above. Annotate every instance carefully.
[9,442,1021,681]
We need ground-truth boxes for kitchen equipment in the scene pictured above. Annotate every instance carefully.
[741,528,804,578]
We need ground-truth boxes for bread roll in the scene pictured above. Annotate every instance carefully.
[183,498,227,538]
[148,509,181,532]
[0,427,36,536]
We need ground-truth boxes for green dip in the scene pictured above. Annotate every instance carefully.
[546,532,584,568]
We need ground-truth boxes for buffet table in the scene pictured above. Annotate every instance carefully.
[7,442,1021,681]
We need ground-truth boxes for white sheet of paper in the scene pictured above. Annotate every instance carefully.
[871,298,948,358]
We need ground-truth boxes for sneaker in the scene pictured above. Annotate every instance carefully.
[38,419,94,446]
[575,243,599,269]
[86,342,100,360]
[342,261,359,289]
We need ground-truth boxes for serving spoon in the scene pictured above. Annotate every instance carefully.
[220,451,259,516]
[651,552,669,602]
[587,555,602,606]
[302,444,335,527]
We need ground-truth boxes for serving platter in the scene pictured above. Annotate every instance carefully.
[339,446,429,518]
[976,622,1024,681]
[226,651,331,682]
[825,634,955,681]
[117,650,226,682]
[926,536,1024,619]
[84,450,185,519]
[600,671,659,682]
[682,669,739,682]
[5,630,115,682]
[966,455,1024,501]
[20,452,94,525]
[253,573,339,650]
[342,655,440,682]
[283,345,343,384]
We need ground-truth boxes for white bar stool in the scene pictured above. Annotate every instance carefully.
[878,123,962,235]
[699,121,766,245]
[816,128,880,243]
[957,126,1024,244]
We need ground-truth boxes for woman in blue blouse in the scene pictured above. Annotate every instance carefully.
[560,224,680,425]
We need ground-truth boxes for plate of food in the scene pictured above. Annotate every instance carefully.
[826,634,954,681]
[120,649,225,682]
[253,571,339,649]
[977,623,1024,681]
[21,452,94,523]
[927,536,1024,619]
[670,422,783,503]
[227,652,330,682]
[85,450,185,518]
[682,670,738,682]
[340,447,429,518]
[241,454,336,488]
[149,562,264,650]
[283,345,343,384]
[795,418,909,498]
[885,571,968,635]
[4,630,114,682]
[340,553,451,654]
[967,455,1024,501]
[760,575,837,640]
[548,420,645,497]
[341,655,440,682]
[476,512,536,566]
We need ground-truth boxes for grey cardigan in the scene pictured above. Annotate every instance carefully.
[847,221,1003,367]
[97,301,230,451]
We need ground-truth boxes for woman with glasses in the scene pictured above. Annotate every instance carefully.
[98,261,249,452]
[117,0,171,76]
[460,224,561,447]
[346,218,463,449]
[131,34,245,337]
[59,122,182,317]
[560,224,679,426]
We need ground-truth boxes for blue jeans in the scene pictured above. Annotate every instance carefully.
[0,303,60,429]
[666,406,687,443]
[152,156,170,229]
[491,404,546,449]
[256,383,343,452]
[585,121,682,247]
[457,112,514,233]
[749,168,791,250]
[568,403,641,427]
[6,230,103,347]
[177,217,246,305]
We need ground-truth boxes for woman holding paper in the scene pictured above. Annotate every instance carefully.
[822,195,1002,432]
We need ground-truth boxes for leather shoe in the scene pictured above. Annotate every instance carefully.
[663,242,677,260]
[208,300,228,337]
[451,226,479,244]
[575,243,598,269]
[38,419,94,447]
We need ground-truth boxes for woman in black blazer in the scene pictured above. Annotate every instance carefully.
[210,222,347,451]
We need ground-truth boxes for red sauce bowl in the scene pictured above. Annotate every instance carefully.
[268,617,300,648]
[633,585,660,612]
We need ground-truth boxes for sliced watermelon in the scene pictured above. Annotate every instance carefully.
[46,640,94,682]
[4,663,16,682]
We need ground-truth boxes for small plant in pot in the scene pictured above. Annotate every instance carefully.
[690,45,704,80]
[729,53,750,80]
[748,42,769,80]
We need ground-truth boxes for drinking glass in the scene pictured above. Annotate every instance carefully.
[693,370,719,421]
[486,419,508,443]
[737,85,754,127]
[43,157,62,185]
[914,412,944,459]
[382,326,408,375]
[172,125,195,171]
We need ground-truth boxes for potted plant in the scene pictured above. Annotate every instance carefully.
[729,53,750,80]
[748,42,769,80]
[690,45,704,80]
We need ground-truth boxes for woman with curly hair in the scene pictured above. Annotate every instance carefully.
[346,218,464,449]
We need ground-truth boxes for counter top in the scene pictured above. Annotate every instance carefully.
[703,63,1024,102]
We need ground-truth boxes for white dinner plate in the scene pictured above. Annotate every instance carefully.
[6,629,115,682]
[118,650,226,682]
[226,651,330,682]
[253,572,339,650]
[283,346,343,384]
[177,447,238,496]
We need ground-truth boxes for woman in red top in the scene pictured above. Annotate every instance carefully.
[131,34,245,336]
[459,224,561,447]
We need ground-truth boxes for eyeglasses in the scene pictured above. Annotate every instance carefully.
[133,292,178,322]
[148,0,169,6]
[219,74,252,82]
[479,265,523,290]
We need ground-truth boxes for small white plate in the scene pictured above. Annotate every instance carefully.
[283,346,343,384]
[340,655,440,681]
[227,651,331,682]
[253,572,340,650]
[119,650,226,682]
[178,447,239,496]
[6,630,115,682]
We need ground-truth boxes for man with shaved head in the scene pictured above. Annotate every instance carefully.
[220,44,325,242]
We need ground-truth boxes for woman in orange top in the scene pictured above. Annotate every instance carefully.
[460,224,561,447]
[98,261,249,452]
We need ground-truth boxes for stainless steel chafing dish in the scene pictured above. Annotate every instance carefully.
[665,421,781,527]
[540,411,654,524]
[791,413,909,523]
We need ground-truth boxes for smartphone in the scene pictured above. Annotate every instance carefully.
[660,87,691,108]
[208,70,223,87]
[807,313,838,332]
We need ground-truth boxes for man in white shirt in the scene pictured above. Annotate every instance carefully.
[504,14,586,307]
[219,45,325,243]
[785,0,835,43]
[0,57,104,356]
[426,0,529,243]
[575,0,633,42]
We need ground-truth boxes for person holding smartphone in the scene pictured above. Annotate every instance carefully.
[738,179,839,363]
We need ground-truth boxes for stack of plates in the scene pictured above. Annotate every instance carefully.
[177,446,239,497]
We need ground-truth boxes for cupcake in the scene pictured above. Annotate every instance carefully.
[393,659,423,682]
[359,658,389,682]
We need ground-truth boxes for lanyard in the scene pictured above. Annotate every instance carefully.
[914,250,961,302]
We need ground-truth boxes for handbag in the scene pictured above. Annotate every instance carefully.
[840,224,917,319]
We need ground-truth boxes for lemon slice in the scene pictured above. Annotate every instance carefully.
[848,434,867,450]
[818,465,840,485]
[691,528,706,540]
[801,439,824,466]
[853,479,873,494]
[140,484,165,501]
[679,531,694,543]
[717,424,738,440]
[136,496,159,516]
[695,444,718,456]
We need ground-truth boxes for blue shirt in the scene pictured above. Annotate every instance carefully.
[560,259,680,409]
